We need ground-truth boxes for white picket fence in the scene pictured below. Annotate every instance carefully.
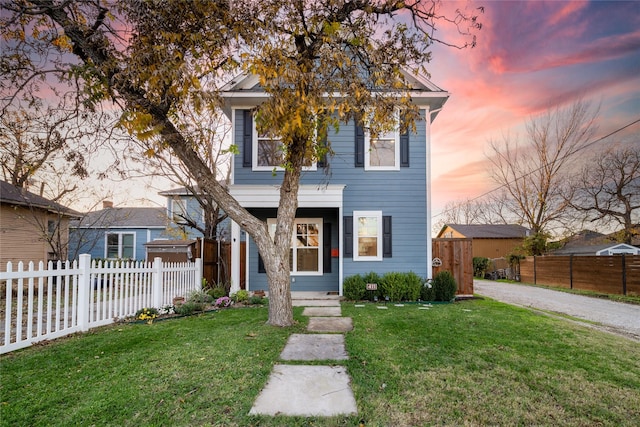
[0,254,202,354]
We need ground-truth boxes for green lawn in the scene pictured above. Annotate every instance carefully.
[1,299,639,426]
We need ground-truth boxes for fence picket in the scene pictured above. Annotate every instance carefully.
[1,254,201,354]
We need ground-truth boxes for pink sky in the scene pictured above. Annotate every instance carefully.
[427,0,640,218]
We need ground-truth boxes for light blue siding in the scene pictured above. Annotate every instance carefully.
[233,109,430,286]
[70,228,167,261]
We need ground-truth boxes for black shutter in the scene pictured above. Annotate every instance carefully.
[243,110,252,168]
[258,253,265,273]
[354,123,365,167]
[343,216,353,258]
[323,222,331,273]
[317,124,328,168]
[383,216,392,258]
[400,129,409,167]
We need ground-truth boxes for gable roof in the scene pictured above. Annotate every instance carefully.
[72,207,168,229]
[441,224,530,239]
[220,69,449,120]
[0,180,81,217]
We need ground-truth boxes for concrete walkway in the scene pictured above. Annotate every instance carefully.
[249,294,358,417]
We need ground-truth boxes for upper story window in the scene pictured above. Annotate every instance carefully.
[250,112,317,171]
[365,111,400,171]
[106,232,135,259]
[171,199,186,223]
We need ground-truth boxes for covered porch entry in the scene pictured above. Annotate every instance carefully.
[228,185,345,295]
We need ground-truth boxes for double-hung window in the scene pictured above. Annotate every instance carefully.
[365,111,400,171]
[106,232,135,259]
[252,115,317,171]
[353,211,383,261]
[171,199,187,223]
[267,218,323,275]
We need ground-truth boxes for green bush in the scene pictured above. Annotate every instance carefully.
[473,257,490,278]
[188,290,213,305]
[249,295,267,305]
[231,289,250,303]
[343,274,366,301]
[432,270,457,301]
[404,271,423,301]
[420,280,435,301]
[174,301,202,316]
[207,286,227,299]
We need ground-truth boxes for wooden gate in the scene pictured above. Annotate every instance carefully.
[432,238,474,296]
[195,239,246,290]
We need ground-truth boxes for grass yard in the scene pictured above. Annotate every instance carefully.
[1,299,639,426]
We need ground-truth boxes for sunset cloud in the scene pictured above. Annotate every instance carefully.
[428,0,640,217]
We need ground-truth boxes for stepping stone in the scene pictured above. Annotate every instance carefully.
[376,306,388,310]
[302,306,342,317]
[307,317,353,332]
[293,299,341,307]
[354,304,365,308]
[280,334,348,361]
[249,365,357,416]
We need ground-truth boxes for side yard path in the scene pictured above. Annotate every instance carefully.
[475,280,640,341]
[249,297,357,416]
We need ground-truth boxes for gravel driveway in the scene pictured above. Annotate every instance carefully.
[474,280,640,341]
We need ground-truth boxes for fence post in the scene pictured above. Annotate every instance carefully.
[195,258,203,292]
[622,254,627,295]
[152,257,163,309]
[533,256,537,285]
[77,254,91,332]
[569,254,573,289]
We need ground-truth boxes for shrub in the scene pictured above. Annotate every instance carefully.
[174,301,200,316]
[188,290,213,305]
[380,272,407,302]
[231,289,250,303]
[249,295,267,305]
[473,257,490,278]
[420,280,435,301]
[207,286,227,299]
[404,271,423,301]
[343,274,366,301]
[432,270,457,301]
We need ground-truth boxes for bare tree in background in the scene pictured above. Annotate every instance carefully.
[432,196,511,235]
[486,100,599,235]
[129,106,231,240]
[569,145,640,244]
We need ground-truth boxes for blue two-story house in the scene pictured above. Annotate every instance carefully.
[221,71,449,295]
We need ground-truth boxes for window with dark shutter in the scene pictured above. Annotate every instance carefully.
[400,130,409,167]
[323,222,331,272]
[355,123,365,167]
[343,216,353,258]
[243,110,252,168]
[383,216,392,258]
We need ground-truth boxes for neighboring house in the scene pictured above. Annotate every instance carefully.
[551,230,640,255]
[0,180,81,268]
[436,224,530,259]
[69,202,172,261]
[219,71,449,294]
[159,186,230,241]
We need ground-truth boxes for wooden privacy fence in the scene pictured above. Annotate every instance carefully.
[0,254,202,354]
[520,255,640,296]
[432,238,474,295]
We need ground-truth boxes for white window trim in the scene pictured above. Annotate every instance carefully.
[353,211,383,261]
[364,110,400,171]
[105,232,136,260]
[252,117,317,172]
[267,218,323,276]
[171,199,186,223]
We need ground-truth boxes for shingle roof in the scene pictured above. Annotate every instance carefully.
[444,224,530,239]
[0,180,81,217]
[72,207,168,228]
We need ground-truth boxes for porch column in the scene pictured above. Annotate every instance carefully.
[230,220,241,294]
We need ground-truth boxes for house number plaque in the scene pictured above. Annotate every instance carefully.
[366,283,378,291]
